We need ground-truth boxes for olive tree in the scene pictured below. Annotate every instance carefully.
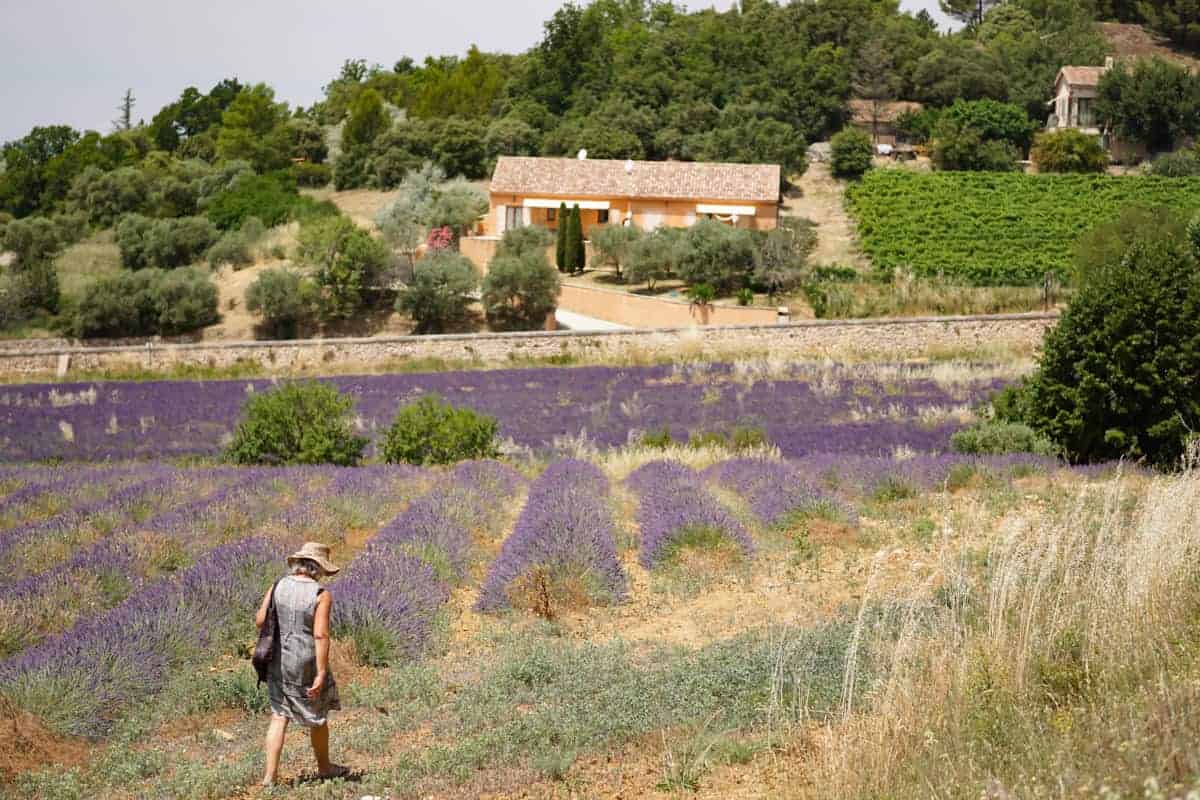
[482,249,561,331]
[396,252,480,334]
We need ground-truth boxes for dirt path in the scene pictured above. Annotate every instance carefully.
[784,162,867,270]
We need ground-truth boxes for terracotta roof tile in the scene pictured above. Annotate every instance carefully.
[489,157,781,204]
[1059,66,1107,86]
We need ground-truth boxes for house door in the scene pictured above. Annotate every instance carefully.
[505,206,524,231]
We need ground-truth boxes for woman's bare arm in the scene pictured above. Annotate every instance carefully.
[254,586,272,630]
[307,591,333,698]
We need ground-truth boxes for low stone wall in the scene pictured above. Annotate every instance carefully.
[0,314,1057,379]
[558,283,781,327]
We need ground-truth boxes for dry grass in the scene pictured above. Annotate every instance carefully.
[788,456,1200,799]
[54,230,122,300]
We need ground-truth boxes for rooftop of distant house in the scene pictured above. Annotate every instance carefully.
[1057,66,1109,87]
[848,99,924,124]
[489,156,781,204]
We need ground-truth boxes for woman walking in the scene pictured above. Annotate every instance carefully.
[256,542,348,787]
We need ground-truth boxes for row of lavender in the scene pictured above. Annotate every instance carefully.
[0,464,425,737]
[332,460,528,661]
[0,364,1003,462]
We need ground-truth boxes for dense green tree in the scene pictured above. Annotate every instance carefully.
[1,125,80,216]
[216,84,291,172]
[1096,57,1200,152]
[396,252,480,334]
[409,46,508,119]
[676,219,757,293]
[940,0,1002,26]
[70,267,218,338]
[1013,225,1200,468]
[342,88,391,150]
[297,215,391,319]
[114,214,219,269]
[830,128,875,178]
[482,249,562,331]
[484,117,542,159]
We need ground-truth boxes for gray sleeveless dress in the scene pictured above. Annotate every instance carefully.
[268,575,341,727]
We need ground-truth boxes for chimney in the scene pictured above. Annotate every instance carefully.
[577,149,588,160]
[624,159,634,174]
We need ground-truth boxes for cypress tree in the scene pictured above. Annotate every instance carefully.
[571,206,586,274]
[555,202,568,272]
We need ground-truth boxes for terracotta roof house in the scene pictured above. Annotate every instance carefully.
[848,99,924,145]
[481,156,781,239]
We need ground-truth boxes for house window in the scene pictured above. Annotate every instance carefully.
[546,208,557,222]
[1077,97,1094,128]
[597,209,610,224]
[505,206,524,231]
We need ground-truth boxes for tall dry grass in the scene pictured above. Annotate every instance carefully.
[790,454,1200,798]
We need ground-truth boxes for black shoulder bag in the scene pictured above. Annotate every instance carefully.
[252,580,282,687]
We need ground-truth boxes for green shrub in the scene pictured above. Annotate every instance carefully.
[206,217,266,269]
[70,267,218,338]
[1014,228,1200,467]
[1031,130,1107,174]
[291,161,333,188]
[950,421,1059,456]
[496,225,554,260]
[736,287,754,306]
[482,249,561,331]
[245,268,315,338]
[205,172,298,231]
[396,252,479,334]
[114,214,218,269]
[380,394,499,465]
[830,128,875,179]
[1150,148,1200,177]
[225,381,368,466]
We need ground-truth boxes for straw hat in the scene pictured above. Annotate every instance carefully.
[287,542,340,575]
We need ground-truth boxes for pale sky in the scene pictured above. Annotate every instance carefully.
[0,0,950,142]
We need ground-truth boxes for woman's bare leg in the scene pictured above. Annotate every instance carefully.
[311,722,332,774]
[263,715,289,785]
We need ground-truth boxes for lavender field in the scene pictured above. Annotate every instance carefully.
[8,360,1183,800]
[0,362,1006,462]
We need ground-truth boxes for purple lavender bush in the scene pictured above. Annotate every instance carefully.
[626,460,755,569]
[704,458,856,527]
[0,536,281,738]
[331,462,525,663]
[476,459,626,612]
[0,365,1007,462]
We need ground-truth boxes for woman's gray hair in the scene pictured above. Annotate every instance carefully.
[291,558,325,580]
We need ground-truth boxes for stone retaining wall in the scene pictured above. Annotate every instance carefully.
[0,314,1057,379]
